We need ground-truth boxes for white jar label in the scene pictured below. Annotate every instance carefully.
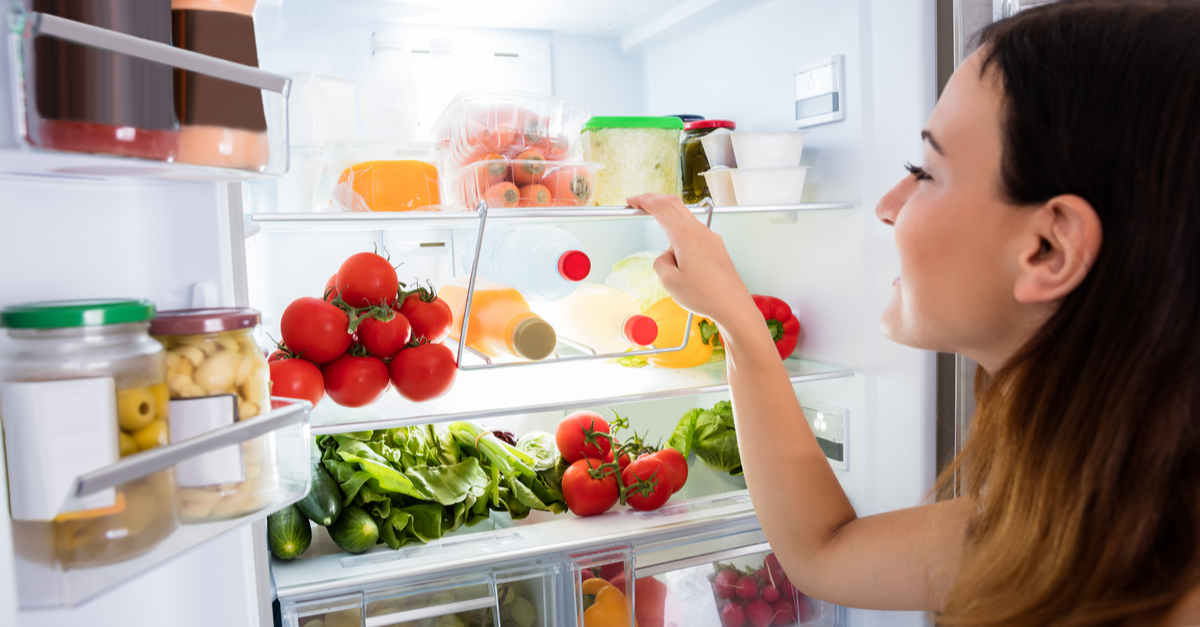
[0,379,119,521]
[169,395,245,488]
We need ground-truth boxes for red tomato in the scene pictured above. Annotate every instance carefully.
[621,456,674,511]
[388,342,457,402]
[604,444,630,472]
[268,359,324,407]
[555,411,612,463]
[646,448,688,493]
[337,252,399,308]
[324,273,342,303]
[321,354,389,408]
[399,291,454,344]
[357,310,412,359]
[562,458,618,517]
[268,350,288,363]
[280,297,352,364]
[610,576,675,627]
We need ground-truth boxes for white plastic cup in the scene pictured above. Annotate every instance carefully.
[729,131,806,168]
[699,129,737,168]
[728,166,810,206]
[701,166,738,206]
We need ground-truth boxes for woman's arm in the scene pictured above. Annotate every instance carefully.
[628,193,971,610]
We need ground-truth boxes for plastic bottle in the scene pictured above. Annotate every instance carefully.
[533,284,659,355]
[419,38,464,140]
[439,277,558,361]
[461,226,592,301]
[359,30,420,142]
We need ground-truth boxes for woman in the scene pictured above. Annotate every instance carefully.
[630,1,1200,625]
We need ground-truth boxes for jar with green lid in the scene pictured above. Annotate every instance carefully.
[0,300,178,569]
[581,116,683,206]
[681,119,736,203]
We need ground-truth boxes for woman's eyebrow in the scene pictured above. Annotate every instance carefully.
[921,130,945,156]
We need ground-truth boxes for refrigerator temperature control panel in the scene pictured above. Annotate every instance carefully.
[795,54,845,128]
[800,399,848,470]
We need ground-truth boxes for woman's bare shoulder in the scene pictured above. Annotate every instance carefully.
[1150,583,1200,626]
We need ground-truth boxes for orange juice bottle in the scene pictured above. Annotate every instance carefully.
[440,277,557,361]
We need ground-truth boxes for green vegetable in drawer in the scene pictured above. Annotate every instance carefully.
[297,457,342,527]
[328,504,379,554]
[267,504,311,560]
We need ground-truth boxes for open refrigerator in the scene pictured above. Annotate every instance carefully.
[0,0,1013,626]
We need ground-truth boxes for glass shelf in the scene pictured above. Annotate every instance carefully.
[248,203,857,232]
[15,398,311,609]
[309,358,853,435]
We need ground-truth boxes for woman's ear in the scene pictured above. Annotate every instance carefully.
[1013,194,1102,304]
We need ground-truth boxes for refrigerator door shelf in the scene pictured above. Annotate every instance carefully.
[4,9,291,180]
[307,358,853,435]
[247,202,857,232]
[16,398,312,609]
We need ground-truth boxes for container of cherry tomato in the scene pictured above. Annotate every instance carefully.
[0,299,178,569]
[433,90,592,170]
[444,158,601,209]
[150,308,280,523]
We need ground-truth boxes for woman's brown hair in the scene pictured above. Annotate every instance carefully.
[936,1,1200,625]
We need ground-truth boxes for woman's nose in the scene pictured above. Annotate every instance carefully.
[876,176,916,226]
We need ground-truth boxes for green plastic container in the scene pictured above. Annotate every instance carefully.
[581,116,683,206]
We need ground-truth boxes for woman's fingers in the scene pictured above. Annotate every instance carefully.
[627,194,697,248]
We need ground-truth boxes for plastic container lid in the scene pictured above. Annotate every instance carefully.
[0,299,156,329]
[667,115,706,123]
[623,315,659,347]
[371,30,407,50]
[557,251,592,282]
[149,308,261,336]
[583,116,685,131]
[684,119,736,131]
[513,318,557,361]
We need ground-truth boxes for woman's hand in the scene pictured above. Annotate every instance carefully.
[626,194,756,326]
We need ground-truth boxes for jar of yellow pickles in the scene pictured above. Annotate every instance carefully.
[0,300,178,568]
[150,308,279,523]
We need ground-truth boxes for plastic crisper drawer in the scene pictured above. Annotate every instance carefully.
[433,90,592,171]
[632,530,843,627]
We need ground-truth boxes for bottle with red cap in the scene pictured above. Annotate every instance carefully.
[462,225,592,301]
[532,283,659,355]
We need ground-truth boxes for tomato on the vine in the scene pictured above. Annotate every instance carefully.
[604,440,630,472]
[357,309,412,359]
[388,340,457,402]
[268,359,324,407]
[556,411,611,463]
[646,448,688,494]
[337,252,399,308]
[399,287,454,344]
[280,297,352,364]
[321,353,390,408]
[622,455,674,511]
[323,274,342,303]
[562,458,618,517]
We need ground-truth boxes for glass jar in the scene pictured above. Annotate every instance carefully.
[581,116,684,206]
[150,308,279,523]
[681,120,736,203]
[0,300,178,568]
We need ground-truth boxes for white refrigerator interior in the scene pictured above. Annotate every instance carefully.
[0,0,941,625]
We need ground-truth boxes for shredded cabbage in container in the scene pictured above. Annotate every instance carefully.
[583,128,682,206]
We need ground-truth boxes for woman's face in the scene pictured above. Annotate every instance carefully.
[877,52,1039,369]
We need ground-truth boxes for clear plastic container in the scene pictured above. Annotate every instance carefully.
[581,116,684,206]
[359,30,420,142]
[150,308,280,523]
[314,141,444,213]
[0,300,178,568]
[461,225,592,301]
[532,283,659,354]
[445,159,600,209]
[434,90,592,170]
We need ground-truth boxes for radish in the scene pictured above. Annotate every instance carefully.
[736,575,761,600]
[714,569,741,599]
[747,598,775,627]
[721,601,747,627]
[764,553,786,586]
[772,597,799,626]
[761,582,780,603]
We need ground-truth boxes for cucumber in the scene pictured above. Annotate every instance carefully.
[328,504,378,554]
[297,459,342,526]
[267,504,312,560]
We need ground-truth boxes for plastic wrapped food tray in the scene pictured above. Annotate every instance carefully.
[444,159,600,209]
[312,141,447,213]
[433,90,592,170]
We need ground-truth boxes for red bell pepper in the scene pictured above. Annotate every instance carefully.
[752,295,801,359]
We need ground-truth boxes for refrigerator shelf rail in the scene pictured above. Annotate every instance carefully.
[307,357,853,435]
[247,202,857,232]
[16,398,313,609]
[4,6,292,180]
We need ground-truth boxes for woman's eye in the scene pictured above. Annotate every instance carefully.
[904,162,932,181]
